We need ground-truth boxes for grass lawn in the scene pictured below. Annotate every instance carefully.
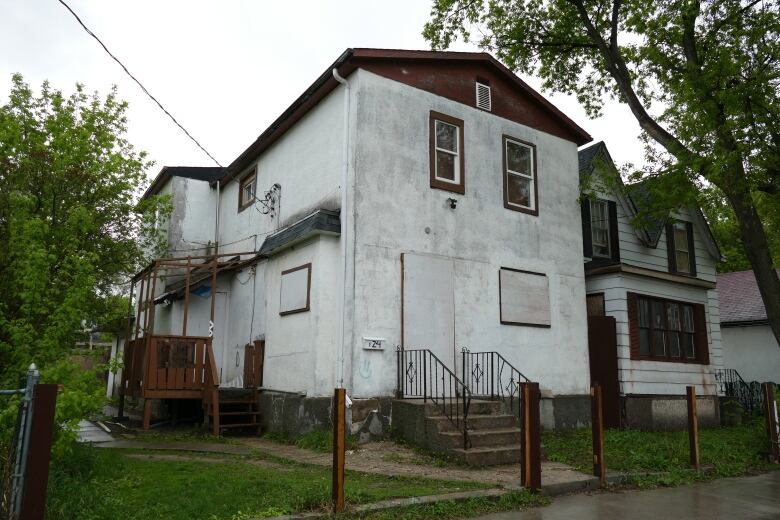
[45,445,491,520]
[542,418,778,488]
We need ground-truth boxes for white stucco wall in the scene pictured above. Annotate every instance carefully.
[215,82,347,258]
[348,69,591,398]
[721,325,780,383]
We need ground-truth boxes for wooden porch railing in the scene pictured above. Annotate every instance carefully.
[119,334,220,433]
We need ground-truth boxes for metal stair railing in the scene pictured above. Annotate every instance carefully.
[715,368,764,414]
[460,348,530,410]
[396,347,472,449]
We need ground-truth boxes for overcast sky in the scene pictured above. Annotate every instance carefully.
[1,0,646,184]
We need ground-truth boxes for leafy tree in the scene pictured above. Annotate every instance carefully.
[425,0,780,344]
[0,75,168,450]
[702,186,780,272]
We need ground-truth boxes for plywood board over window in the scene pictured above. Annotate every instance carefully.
[499,268,550,327]
[280,263,311,316]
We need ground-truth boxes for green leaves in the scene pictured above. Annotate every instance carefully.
[0,75,166,452]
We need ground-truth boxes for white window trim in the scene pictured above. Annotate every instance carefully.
[434,120,461,185]
[590,199,611,258]
[504,138,535,210]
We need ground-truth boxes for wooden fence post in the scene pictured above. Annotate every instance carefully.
[686,386,700,471]
[763,383,779,462]
[520,382,541,492]
[591,384,606,486]
[332,388,346,513]
[20,384,58,520]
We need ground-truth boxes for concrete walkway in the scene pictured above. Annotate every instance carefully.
[478,471,780,520]
[98,438,597,495]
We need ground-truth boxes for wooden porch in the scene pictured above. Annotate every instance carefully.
[119,334,265,434]
[118,252,265,435]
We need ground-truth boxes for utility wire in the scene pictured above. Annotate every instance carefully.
[57,0,223,167]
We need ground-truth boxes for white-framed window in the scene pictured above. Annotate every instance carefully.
[435,121,459,183]
[590,199,611,258]
[239,169,257,210]
[673,222,691,274]
[503,136,537,214]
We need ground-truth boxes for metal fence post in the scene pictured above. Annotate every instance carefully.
[9,364,39,519]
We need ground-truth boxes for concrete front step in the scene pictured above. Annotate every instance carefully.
[451,445,522,466]
[424,399,503,416]
[439,428,522,448]
[428,413,518,431]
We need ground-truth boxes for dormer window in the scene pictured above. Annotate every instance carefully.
[666,221,696,276]
[239,168,257,210]
[590,200,611,258]
[476,82,491,111]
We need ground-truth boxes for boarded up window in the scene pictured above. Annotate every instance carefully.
[586,294,605,316]
[499,268,550,327]
[279,263,311,315]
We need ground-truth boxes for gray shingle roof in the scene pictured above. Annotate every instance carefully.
[717,269,780,325]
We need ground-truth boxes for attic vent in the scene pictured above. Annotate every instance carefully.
[476,82,491,111]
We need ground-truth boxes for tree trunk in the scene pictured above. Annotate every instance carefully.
[726,185,780,346]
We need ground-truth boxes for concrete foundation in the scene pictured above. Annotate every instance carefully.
[623,394,720,431]
[257,391,393,439]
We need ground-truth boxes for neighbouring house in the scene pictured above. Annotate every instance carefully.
[717,269,780,384]
[579,142,725,431]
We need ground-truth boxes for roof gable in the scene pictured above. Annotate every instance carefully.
[224,48,592,185]
[578,142,721,259]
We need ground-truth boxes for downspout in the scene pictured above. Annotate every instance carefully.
[214,180,221,254]
[332,68,350,389]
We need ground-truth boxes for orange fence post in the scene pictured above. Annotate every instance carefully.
[763,383,779,462]
[686,386,700,470]
[591,384,606,486]
[332,388,346,512]
[520,382,541,492]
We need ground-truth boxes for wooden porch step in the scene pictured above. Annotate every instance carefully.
[220,422,259,428]
[218,399,257,405]
[211,411,259,416]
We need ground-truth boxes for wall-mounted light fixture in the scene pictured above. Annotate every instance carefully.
[447,197,458,209]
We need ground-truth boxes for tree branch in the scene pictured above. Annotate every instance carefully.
[610,0,622,50]
[565,0,702,165]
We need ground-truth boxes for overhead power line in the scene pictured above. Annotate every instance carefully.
[57,0,223,167]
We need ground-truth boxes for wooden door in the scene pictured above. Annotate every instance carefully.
[587,315,621,428]
[401,253,456,370]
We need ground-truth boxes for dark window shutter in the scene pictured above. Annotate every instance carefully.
[693,303,709,364]
[581,198,593,258]
[665,223,677,273]
[686,222,697,277]
[608,201,620,262]
[627,292,640,360]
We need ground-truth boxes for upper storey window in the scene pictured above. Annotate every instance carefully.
[590,200,611,258]
[239,168,257,211]
[666,221,696,276]
[503,136,537,215]
[429,111,465,194]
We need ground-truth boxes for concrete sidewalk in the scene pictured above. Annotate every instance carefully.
[477,471,780,520]
[98,438,599,495]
